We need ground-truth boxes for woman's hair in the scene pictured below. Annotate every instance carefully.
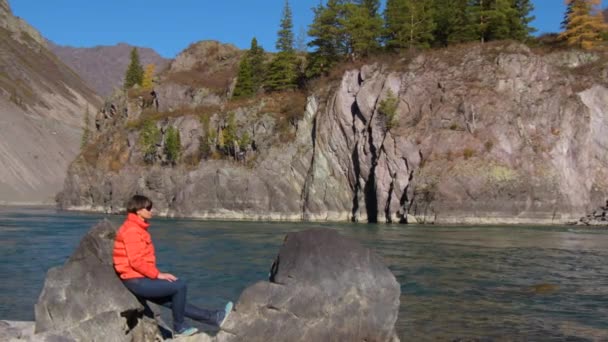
[126,195,153,214]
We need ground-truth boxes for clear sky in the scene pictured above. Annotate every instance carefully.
[8,0,597,58]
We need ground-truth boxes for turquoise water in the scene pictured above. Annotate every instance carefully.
[1,206,608,340]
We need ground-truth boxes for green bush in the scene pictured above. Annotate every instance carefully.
[463,148,475,160]
[378,90,398,131]
[139,120,161,164]
[164,126,181,165]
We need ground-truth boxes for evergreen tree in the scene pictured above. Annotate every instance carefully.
[432,0,470,46]
[265,52,299,91]
[561,0,607,49]
[124,48,144,89]
[266,0,299,91]
[277,0,295,52]
[141,64,155,90]
[249,38,266,90]
[306,0,345,77]
[164,126,181,165]
[466,0,494,43]
[341,0,383,58]
[81,106,91,149]
[510,0,536,41]
[384,0,436,50]
[233,55,255,98]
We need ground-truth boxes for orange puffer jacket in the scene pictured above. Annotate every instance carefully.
[113,213,160,279]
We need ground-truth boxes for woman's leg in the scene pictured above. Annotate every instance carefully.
[122,278,188,332]
[184,304,222,326]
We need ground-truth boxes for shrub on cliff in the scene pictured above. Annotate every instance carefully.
[164,126,181,165]
[378,90,398,131]
[139,120,160,164]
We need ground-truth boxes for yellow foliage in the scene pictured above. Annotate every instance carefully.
[142,64,156,90]
[560,0,608,50]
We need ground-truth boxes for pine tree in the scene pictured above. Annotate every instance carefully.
[265,52,299,91]
[266,0,299,91]
[277,0,295,52]
[233,55,255,98]
[124,48,144,89]
[306,0,345,77]
[466,0,494,43]
[432,0,470,46]
[249,38,266,90]
[341,0,383,58]
[384,0,436,50]
[561,0,607,50]
[141,64,155,90]
[164,126,181,165]
[509,0,536,41]
[81,105,91,149]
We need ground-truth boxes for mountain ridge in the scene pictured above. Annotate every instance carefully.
[0,0,101,204]
[49,42,169,97]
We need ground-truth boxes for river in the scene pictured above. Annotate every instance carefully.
[1,206,607,340]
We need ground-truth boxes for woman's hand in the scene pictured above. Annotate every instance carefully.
[157,272,178,282]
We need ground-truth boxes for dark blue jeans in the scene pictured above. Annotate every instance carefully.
[122,277,221,331]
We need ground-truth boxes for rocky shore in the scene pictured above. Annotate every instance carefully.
[0,220,401,341]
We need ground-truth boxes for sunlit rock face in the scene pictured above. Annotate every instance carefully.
[59,42,608,224]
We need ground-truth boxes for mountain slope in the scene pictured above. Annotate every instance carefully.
[0,0,101,204]
[49,42,170,97]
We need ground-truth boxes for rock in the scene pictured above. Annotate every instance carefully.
[216,229,400,342]
[34,220,161,341]
[0,320,29,341]
[575,202,608,226]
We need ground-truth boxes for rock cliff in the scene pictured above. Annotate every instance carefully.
[58,42,608,224]
[0,0,101,204]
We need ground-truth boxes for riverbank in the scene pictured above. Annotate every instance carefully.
[58,204,589,226]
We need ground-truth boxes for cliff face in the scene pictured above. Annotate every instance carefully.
[49,42,169,97]
[0,1,101,204]
[58,42,608,224]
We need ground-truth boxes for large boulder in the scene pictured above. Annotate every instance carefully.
[34,220,161,341]
[216,229,401,342]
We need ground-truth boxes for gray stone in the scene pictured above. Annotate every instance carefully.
[216,229,400,342]
[34,220,161,341]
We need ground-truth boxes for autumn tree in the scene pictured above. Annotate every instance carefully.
[141,64,155,90]
[561,0,607,49]
[124,48,144,89]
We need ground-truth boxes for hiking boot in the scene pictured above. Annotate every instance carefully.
[175,326,198,337]
[219,301,233,328]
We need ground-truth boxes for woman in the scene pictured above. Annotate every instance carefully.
[113,195,232,337]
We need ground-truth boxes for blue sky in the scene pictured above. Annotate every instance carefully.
[9,0,590,58]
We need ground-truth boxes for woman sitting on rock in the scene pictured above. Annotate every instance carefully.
[113,194,233,337]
